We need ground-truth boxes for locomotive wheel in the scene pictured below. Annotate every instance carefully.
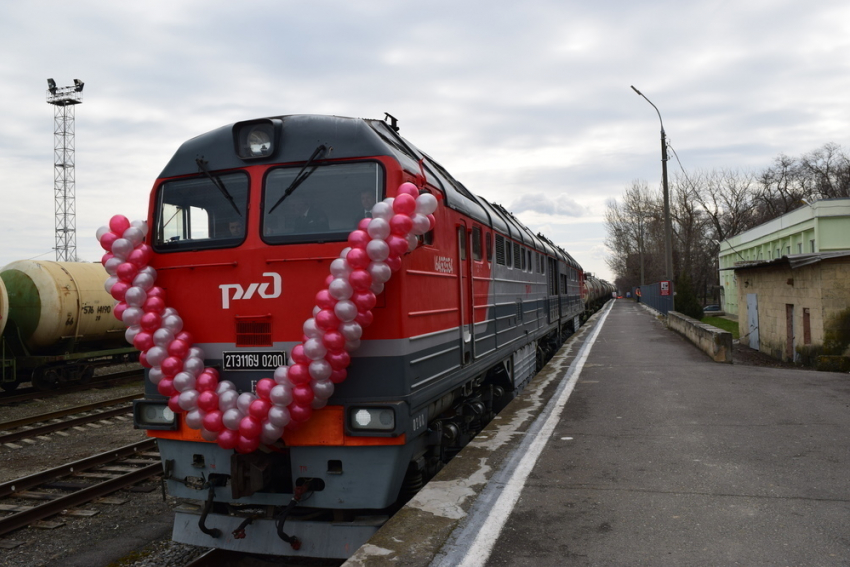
[33,367,62,390]
[78,365,95,384]
[0,378,20,392]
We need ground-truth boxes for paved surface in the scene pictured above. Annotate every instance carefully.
[346,300,850,566]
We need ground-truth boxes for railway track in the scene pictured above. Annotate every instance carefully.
[0,368,144,406]
[0,394,141,447]
[0,439,161,537]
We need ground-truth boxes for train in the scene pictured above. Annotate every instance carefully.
[0,260,138,391]
[128,114,613,558]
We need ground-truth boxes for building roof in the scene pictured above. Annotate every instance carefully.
[723,250,850,271]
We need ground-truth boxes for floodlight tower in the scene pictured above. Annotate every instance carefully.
[46,78,84,261]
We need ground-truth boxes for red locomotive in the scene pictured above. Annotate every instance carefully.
[124,114,610,557]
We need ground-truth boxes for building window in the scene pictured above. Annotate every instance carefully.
[786,246,791,255]
[797,243,802,254]
[810,239,815,253]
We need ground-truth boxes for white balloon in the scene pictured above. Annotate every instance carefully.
[131,219,149,236]
[339,247,351,259]
[217,381,236,394]
[162,307,178,318]
[111,238,133,259]
[124,286,147,307]
[303,318,322,338]
[370,281,385,295]
[173,371,196,392]
[237,392,257,414]
[138,266,157,279]
[368,261,391,284]
[260,422,285,445]
[407,233,419,252]
[105,257,123,276]
[133,272,155,291]
[366,239,390,262]
[222,407,243,430]
[308,359,332,381]
[311,397,328,410]
[96,226,111,241]
[273,365,289,385]
[104,276,119,293]
[183,356,205,377]
[122,307,143,327]
[162,315,183,333]
[382,197,395,207]
[367,218,391,240]
[415,193,438,215]
[303,338,327,360]
[124,325,141,345]
[329,278,353,300]
[178,390,199,411]
[311,379,335,400]
[371,202,393,220]
[330,258,352,278]
[340,321,363,341]
[267,405,291,428]
[153,328,175,348]
[345,338,361,351]
[146,346,167,367]
[185,409,203,429]
[148,366,164,385]
[411,214,431,236]
[334,299,358,323]
[270,384,293,407]
[123,226,145,247]
[187,346,206,360]
[219,389,239,410]
[201,428,219,442]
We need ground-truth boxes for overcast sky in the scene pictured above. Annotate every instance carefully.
[2,1,850,283]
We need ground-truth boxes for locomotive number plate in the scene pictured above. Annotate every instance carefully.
[222,351,287,371]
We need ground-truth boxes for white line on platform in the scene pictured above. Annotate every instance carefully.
[437,300,614,567]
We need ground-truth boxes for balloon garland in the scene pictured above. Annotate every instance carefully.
[98,182,438,454]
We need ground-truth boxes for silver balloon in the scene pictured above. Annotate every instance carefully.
[183,356,205,377]
[162,314,184,333]
[267,405,291,428]
[334,299,358,323]
[273,365,289,385]
[270,384,293,407]
[200,428,219,442]
[124,325,141,345]
[313,305,321,317]
[370,281,385,295]
[329,278,353,300]
[311,397,328,410]
[339,247,351,259]
[104,276,118,293]
[308,359,332,381]
[366,239,390,261]
[370,201,393,220]
[383,197,395,206]
[162,307,178,318]
[184,409,203,430]
[303,338,327,361]
[111,238,134,260]
[123,226,145,247]
[236,392,256,414]
[303,318,322,338]
[340,321,363,341]
[153,328,175,348]
[368,261,391,284]
[367,217,391,240]
[124,286,147,307]
[411,213,431,236]
[415,193,438,215]
[218,389,239,410]
[187,346,206,360]
[217,380,236,394]
[145,346,167,367]
[260,422,285,445]
[148,366,165,385]
[96,225,110,240]
[407,233,419,252]
[178,390,199,411]
[105,257,123,276]
[330,258,352,278]
[222,407,243,430]
[132,271,155,291]
[122,306,144,326]
[345,338,361,351]
[173,371,196,393]
[131,219,149,236]
[311,379,335,400]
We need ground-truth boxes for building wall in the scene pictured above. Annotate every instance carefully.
[719,198,850,316]
[736,258,850,362]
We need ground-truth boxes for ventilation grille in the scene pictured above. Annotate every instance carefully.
[495,234,506,265]
[235,316,272,347]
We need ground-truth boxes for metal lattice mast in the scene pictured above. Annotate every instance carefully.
[46,78,84,262]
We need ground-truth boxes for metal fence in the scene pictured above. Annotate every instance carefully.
[635,281,675,315]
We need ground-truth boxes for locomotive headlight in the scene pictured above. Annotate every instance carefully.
[133,400,178,430]
[350,407,395,431]
[233,119,281,160]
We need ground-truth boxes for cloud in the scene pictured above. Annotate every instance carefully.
[508,193,588,218]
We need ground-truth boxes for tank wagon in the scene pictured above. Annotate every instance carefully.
[0,261,137,391]
[129,114,610,558]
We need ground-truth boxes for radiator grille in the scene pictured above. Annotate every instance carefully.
[235,317,272,347]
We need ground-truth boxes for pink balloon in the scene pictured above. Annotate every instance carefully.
[101,252,114,267]
[322,330,346,352]
[315,309,341,331]
[140,311,162,332]
[427,214,436,230]
[117,262,138,283]
[143,295,165,314]
[290,344,309,365]
[355,310,374,327]
[346,247,370,269]
[217,429,239,450]
[100,232,118,252]
[147,286,166,300]
[349,269,372,291]
[347,230,370,249]
[315,289,337,310]
[113,302,128,322]
[352,290,377,312]
[287,363,311,385]
[197,391,219,412]
[196,372,218,392]
[289,404,313,424]
[203,410,224,432]
[157,378,176,397]
[175,331,194,344]
[109,215,131,235]
[324,274,334,287]
[358,218,371,231]
[168,394,182,414]
[386,255,402,272]
[329,369,348,384]
[128,245,151,268]
[139,352,152,368]
[387,235,408,257]
[390,214,413,236]
[236,435,261,454]
[161,356,184,376]
[256,378,275,400]
[327,350,351,370]
[292,384,314,405]
[239,416,262,439]
[205,367,220,381]
[397,182,419,197]
[249,399,272,419]
[110,281,130,301]
[393,193,416,216]
[168,339,190,359]
[133,331,154,352]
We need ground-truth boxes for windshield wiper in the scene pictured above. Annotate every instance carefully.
[196,158,242,216]
[268,144,330,214]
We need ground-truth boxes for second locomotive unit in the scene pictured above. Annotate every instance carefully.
[132,114,601,557]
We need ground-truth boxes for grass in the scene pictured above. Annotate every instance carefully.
[701,316,739,339]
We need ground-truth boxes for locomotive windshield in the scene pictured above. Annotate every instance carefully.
[262,162,383,244]
[153,172,249,251]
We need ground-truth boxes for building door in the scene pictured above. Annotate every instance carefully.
[457,224,473,366]
[746,293,759,350]
[786,304,795,362]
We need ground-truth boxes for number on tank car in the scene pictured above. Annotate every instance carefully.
[222,351,287,371]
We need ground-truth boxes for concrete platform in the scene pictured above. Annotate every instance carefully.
[344,299,850,566]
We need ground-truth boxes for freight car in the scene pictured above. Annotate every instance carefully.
[128,114,610,558]
[0,261,138,391]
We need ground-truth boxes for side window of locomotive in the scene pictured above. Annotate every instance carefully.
[472,226,482,261]
[486,232,492,262]
[154,172,249,251]
[262,162,383,243]
[458,227,467,260]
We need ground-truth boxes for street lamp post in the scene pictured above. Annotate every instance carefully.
[631,85,674,283]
